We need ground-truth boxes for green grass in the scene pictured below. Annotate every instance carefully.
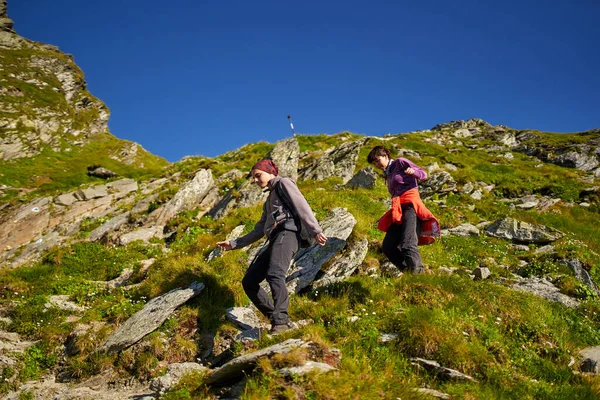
[0,127,599,398]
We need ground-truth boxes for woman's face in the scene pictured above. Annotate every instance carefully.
[372,155,390,170]
[251,168,275,188]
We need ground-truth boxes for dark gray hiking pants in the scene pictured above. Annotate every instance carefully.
[382,203,424,273]
[242,230,299,325]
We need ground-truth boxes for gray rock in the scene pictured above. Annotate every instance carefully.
[420,171,457,197]
[88,212,130,242]
[411,357,477,382]
[286,208,357,293]
[119,226,164,245]
[444,163,458,171]
[89,268,134,289]
[209,179,268,219]
[207,225,245,262]
[87,167,117,179]
[473,267,491,280]
[150,362,207,393]
[460,182,474,194]
[412,388,451,399]
[0,0,14,33]
[344,167,378,189]
[512,277,579,308]
[149,169,215,225]
[451,128,472,138]
[215,169,245,185]
[511,244,530,252]
[299,139,365,183]
[380,261,403,277]
[55,192,79,206]
[225,307,264,331]
[441,223,479,237]
[44,295,85,313]
[310,237,368,290]
[278,360,336,377]
[100,281,205,353]
[470,190,483,200]
[484,218,565,244]
[379,333,399,343]
[106,179,138,197]
[534,244,555,255]
[559,259,600,296]
[267,137,300,180]
[432,118,491,131]
[205,338,308,385]
[579,346,600,373]
[553,151,599,172]
[76,186,108,201]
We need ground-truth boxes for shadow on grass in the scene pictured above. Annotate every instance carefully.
[305,280,372,306]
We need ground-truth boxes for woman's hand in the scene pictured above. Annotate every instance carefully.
[315,233,327,246]
[216,241,232,251]
[404,167,415,175]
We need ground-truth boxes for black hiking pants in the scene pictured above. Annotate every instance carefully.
[242,230,299,325]
[382,203,424,273]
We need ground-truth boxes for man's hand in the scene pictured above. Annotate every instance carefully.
[315,233,327,246]
[216,241,232,251]
[404,167,415,175]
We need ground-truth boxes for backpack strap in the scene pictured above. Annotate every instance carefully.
[274,181,301,230]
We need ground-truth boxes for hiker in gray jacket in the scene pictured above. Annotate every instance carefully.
[217,159,327,334]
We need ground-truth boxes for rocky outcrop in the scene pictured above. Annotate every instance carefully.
[267,137,300,180]
[411,358,477,382]
[344,167,378,189]
[150,362,207,394]
[310,236,368,290]
[299,139,366,183]
[441,223,480,237]
[579,346,600,373]
[100,281,205,353]
[484,218,564,244]
[431,118,491,131]
[559,259,600,296]
[0,0,14,33]
[420,171,457,197]
[147,169,216,225]
[286,208,358,293]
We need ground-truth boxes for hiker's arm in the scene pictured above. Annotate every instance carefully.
[280,179,322,237]
[403,158,427,181]
[229,204,267,249]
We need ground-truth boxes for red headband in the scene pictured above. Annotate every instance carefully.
[252,159,279,176]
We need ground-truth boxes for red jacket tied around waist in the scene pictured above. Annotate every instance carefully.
[377,188,441,245]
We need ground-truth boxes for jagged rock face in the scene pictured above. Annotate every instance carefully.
[514,135,600,172]
[0,2,112,160]
[0,0,14,33]
[267,137,300,180]
[299,139,366,183]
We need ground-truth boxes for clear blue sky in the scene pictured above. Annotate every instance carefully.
[9,0,600,162]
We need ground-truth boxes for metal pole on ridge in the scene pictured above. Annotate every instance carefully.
[287,115,296,136]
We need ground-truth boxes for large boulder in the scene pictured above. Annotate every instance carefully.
[286,208,358,293]
[512,277,579,308]
[100,282,205,353]
[420,171,457,197]
[310,236,368,290]
[209,179,268,219]
[148,169,216,225]
[484,218,564,244]
[267,137,300,180]
[344,167,378,189]
[299,139,366,183]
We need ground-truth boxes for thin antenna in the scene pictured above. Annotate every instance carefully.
[287,115,296,136]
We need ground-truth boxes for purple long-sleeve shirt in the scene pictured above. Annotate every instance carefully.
[384,158,427,197]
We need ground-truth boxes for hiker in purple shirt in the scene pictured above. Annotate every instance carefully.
[217,159,327,335]
[368,145,427,274]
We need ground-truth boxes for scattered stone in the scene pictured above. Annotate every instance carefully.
[344,167,378,189]
[470,190,482,200]
[150,362,207,393]
[559,259,600,296]
[420,172,457,197]
[205,339,309,385]
[44,295,85,313]
[380,261,403,277]
[444,163,458,171]
[119,226,164,245]
[534,244,555,255]
[101,282,205,353]
[87,166,117,179]
[89,268,134,289]
[347,316,360,323]
[412,388,451,399]
[484,218,565,244]
[226,307,264,331]
[441,223,479,237]
[579,346,600,373]
[460,182,474,194]
[278,360,336,377]
[411,357,477,382]
[473,267,491,280]
[206,225,245,262]
[513,277,579,308]
[379,333,399,343]
[512,244,530,252]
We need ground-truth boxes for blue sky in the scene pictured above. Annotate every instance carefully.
[9,0,600,162]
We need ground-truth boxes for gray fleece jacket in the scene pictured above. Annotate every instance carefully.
[229,176,322,249]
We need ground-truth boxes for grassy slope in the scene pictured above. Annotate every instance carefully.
[0,130,599,398]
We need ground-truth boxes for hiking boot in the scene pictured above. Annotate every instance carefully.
[269,321,297,335]
[410,266,425,274]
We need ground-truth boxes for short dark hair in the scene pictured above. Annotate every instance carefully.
[367,146,391,164]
